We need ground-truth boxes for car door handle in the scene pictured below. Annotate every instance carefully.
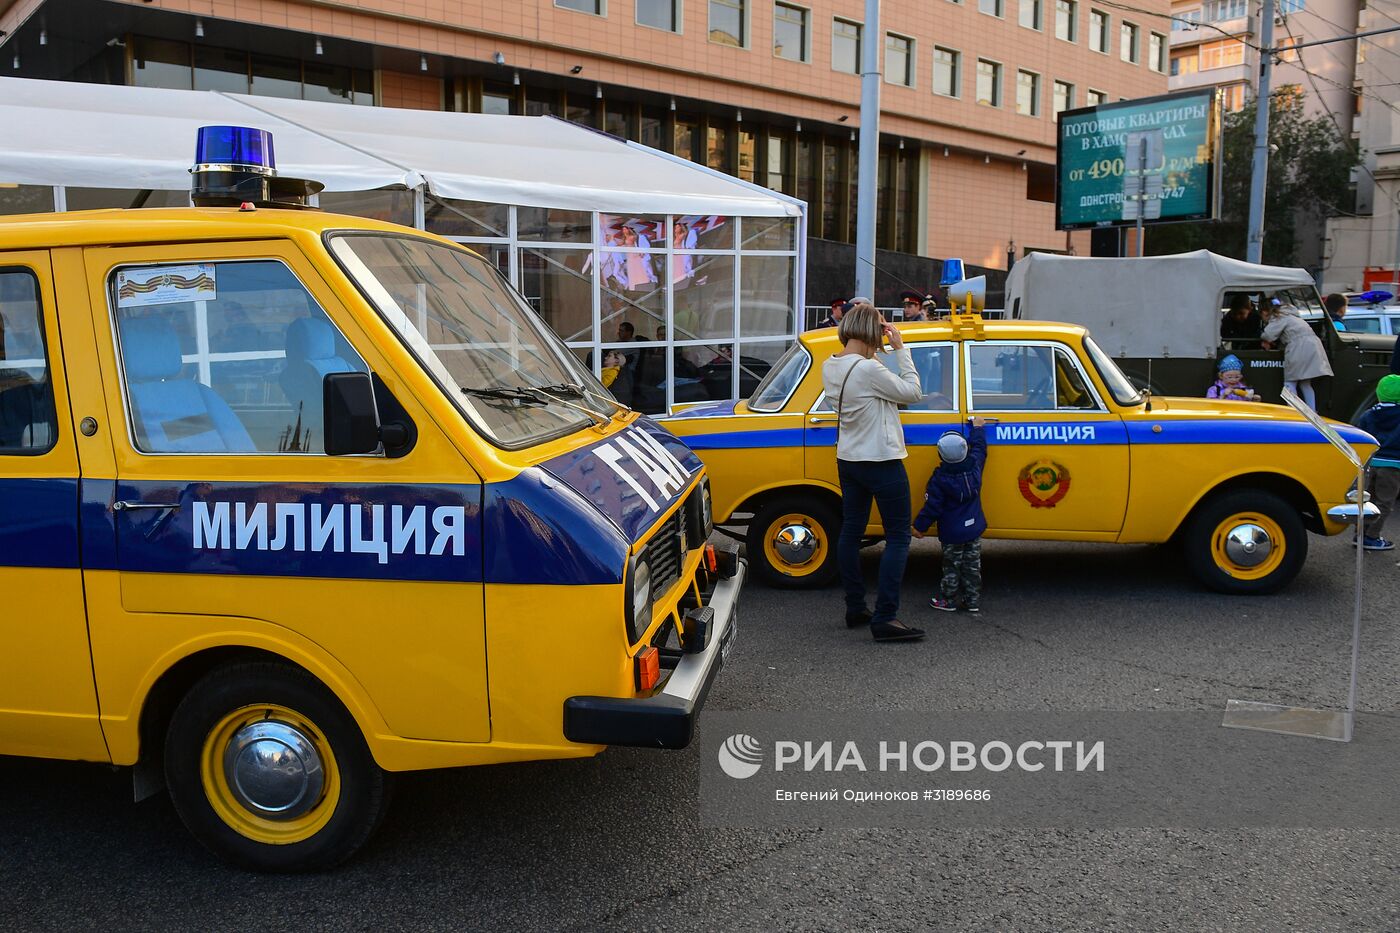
[113,500,182,512]
[809,416,837,424]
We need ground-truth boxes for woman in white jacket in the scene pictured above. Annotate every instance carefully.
[821,303,926,642]
[1260,299,1333,410]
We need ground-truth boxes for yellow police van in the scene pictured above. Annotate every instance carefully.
[0,127,741,871]
[662,303,1373,595]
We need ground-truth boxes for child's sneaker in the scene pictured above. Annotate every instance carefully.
[929,596,958,612]
[964,603,980,614]
[1356,536,1396,551]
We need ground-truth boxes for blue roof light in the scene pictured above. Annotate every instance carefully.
[939,258,966,287]
[194,126,276,174]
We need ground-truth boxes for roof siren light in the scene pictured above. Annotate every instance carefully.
[939,258,965,288]
[190,126,323,209]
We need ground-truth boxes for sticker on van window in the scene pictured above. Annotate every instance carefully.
[116,264,217,307]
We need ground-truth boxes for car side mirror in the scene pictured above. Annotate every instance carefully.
[324,371,381,455]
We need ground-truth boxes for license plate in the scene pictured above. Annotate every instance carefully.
[720,603,737,663]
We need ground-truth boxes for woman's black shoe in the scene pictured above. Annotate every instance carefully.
[846,609,872,629]
[871,620,926,642]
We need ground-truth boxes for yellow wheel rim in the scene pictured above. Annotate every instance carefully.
[762,512,828,578]
[200,703,341,846]
[1209,512,1286,581]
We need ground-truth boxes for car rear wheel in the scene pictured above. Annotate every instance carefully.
[746,496,840,588]
[164,662,391,872]
[1182,490,1308,595]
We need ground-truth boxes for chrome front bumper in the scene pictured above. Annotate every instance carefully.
[562,558,745,750]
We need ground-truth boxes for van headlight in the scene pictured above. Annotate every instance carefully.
[626,556,653,641]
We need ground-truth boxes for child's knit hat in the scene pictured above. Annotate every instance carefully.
[1378,374,1400,404]
[937,432,969,464]
[1218,354,1244,374]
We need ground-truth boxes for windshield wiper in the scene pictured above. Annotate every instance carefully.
[532,381,630,415]
[460,385,549,405]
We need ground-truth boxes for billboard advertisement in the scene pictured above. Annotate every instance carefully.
[1056,89,1220,230]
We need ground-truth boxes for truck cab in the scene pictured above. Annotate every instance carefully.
[0,129,742,871]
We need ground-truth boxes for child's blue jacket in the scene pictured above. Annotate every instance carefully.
[913,424,987,544]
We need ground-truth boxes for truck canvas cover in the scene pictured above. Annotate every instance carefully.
[1006,249,1315,360]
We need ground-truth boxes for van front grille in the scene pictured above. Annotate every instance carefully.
[641,499,687,601]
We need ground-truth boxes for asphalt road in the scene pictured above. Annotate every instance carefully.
[4,534,1400,931]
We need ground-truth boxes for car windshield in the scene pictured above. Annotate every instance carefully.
[329,234,615,450]
[1082,336,1144,406]
[1270,286,1324,315]
[748,343,810,411]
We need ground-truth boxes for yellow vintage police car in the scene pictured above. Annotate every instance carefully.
[0,127,739,872]
[661,312,1373,595]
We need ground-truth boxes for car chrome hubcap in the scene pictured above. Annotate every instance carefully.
[1224,523,1272,568]
[773,523,818,566]
[223,720,325,820]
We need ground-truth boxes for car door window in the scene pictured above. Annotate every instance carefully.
[110,260,367,454]
[877,343,957,411]
[967,342,1100,411]
[0,269,57,453]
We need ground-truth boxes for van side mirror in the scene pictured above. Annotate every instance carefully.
[324,372,380,455]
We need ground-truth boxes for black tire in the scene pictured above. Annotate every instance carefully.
[1181,489,1308,595]
[746,494,841,588]
[164,661,391,873]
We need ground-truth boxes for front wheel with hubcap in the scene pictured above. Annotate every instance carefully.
[165,662,391,872]
[1182,489,1308,595]
[746,496,841,588]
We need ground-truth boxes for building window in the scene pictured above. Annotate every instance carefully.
[1089,9,1109,52]
[1020,0,1043,30]
[1170,51,1198,75]
[933,47,961,97]
[1278,0,1304,12]
[1219,83,1247,112]
[133,36,373,104]
[833,18,862,73]
[556,0,604,13]
[774,3,809,61]
[1016,70,1040,116]
[979,0,1004,17]
[1202,0,1246,20]
[1149,32,1167,72]
[1055,0,1077,41]
[1120,22,1139,63]
[1173,8,1202,30]
[710,0,747,46]
[638,0,680,31]
[1199,38,1244,69]
[1276,36,1301,63]
[977,59,1002,107]
[1086,88,1107,106]
[1053,79,1074,115]
[886,33,915,86]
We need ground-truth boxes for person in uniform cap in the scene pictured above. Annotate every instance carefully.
[900,290,930,322]
[814,298,846,330]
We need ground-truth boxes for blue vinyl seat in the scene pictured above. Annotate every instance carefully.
[279,317,357,451]
[121,317,255,452]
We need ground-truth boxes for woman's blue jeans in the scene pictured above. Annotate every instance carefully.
[836,458,912,625]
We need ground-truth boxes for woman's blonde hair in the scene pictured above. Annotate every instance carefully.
[838,302,883,347]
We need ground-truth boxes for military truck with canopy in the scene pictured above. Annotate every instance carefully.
[1007,250,1397,422]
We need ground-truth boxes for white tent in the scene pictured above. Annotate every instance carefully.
[0,77,801,217]
[1006,249,1316,359]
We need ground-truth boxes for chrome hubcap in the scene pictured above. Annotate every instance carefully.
[1224,523,1272,568]
[773,523,818,565]
[223,720,324,819]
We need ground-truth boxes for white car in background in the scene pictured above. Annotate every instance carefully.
[1303,308,1400,336]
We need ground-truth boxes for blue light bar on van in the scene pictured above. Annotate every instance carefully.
[194,126,276,176]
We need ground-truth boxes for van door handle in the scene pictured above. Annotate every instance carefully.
[113,500,182,512]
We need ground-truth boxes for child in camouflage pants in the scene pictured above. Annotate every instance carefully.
[912,418,988,613]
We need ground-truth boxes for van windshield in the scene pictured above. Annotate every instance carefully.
[330,233,616,450]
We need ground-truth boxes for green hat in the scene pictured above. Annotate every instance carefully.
[1379,374,1400,404]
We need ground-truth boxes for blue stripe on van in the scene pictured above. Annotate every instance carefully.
[0,478,80,569]
[9,477,626,585]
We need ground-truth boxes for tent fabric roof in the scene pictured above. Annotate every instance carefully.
[0,77,801,218]
[1006,250,1316,359]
